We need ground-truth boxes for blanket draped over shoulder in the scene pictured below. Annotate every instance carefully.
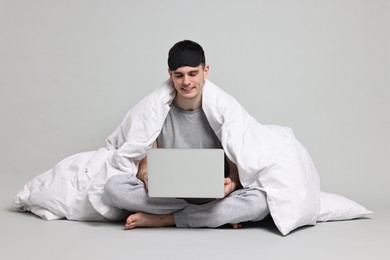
[13,79,321,235]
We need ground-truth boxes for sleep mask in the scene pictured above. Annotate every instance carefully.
[168,49,203,70]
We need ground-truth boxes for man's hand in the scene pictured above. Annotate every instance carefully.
[136,157,149,190]
[136,142,157,190]
[224,157,242,197]
[224,177,237,196]
[136,169,148,190]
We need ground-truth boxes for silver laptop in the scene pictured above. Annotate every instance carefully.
[147,148,225,199]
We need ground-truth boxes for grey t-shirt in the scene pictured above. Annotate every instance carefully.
[157,101,222,149]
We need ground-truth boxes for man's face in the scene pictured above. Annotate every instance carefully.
[169,64,209,101]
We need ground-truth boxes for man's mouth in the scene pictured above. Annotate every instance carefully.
[181,87,194,93]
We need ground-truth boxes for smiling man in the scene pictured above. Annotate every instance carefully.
[104,40,269,230]
[170,65,206,110]
[168,44,208,111]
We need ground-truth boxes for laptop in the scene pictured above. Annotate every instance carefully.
[147,148,225,199]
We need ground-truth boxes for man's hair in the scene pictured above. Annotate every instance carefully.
[168,40,206,70]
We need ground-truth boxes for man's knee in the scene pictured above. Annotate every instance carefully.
[104,175,121,201]
[104,174,143,204]
[246,189,269,221]
[104,174,131,200]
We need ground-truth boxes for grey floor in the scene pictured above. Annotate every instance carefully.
[1,190,389,260]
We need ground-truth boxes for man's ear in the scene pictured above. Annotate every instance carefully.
[168,68,173,76]
[203,65,210,78]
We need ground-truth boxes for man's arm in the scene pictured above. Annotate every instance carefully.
[136,141,158,190]
[224,157,242,196]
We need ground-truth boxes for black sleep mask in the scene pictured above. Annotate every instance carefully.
[168,49,202,70]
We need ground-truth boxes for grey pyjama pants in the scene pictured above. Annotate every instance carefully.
[104,174,269,228]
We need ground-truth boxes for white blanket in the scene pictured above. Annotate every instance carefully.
[13,79,370,235]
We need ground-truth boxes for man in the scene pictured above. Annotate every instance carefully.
[104,40,269,230]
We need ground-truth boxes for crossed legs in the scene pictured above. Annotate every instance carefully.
[104,174,269,230]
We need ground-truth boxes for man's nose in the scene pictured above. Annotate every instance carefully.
[183,75,190,85]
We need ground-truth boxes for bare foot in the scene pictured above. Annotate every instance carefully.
[231,223,242,229]
[124,212,175,230]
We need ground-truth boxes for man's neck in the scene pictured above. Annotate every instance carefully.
[174,96,202,111]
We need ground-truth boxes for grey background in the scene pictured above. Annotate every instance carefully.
[0,0,389,259]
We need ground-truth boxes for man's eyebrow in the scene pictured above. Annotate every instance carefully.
[173,70,199,74]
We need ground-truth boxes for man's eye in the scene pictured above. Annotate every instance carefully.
[189,73,198,77]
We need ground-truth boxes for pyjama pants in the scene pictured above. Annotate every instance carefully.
[104,174,269,228]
